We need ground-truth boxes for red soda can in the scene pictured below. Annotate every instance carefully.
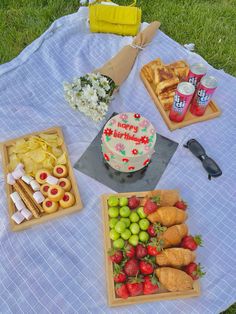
[187,63,207,87]
[169,82,195,122]
[190,75,218,116]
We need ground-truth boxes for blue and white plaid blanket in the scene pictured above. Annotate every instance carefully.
[0,7,235,314]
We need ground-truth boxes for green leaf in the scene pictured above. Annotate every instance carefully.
[120,150,126,156]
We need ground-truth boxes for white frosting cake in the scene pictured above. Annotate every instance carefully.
[101,113,156,172]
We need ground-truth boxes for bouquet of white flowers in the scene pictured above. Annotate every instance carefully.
[64,73,116,122]
[64,21,160,122]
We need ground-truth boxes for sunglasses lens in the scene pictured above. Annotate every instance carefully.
[186,140,206,157]
[202,157,222,177]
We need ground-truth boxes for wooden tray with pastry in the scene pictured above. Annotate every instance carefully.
[140,58,221,131]
[1,126,83,231]
[102,190,203,307]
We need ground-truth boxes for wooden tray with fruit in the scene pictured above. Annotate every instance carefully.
[102,190,204,307]
[140,58,221,131]
[1,126,83,231]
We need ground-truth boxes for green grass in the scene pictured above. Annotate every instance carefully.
[0,0,236,76]
[0,0,235,311]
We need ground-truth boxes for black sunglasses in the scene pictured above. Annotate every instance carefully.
[184,139,222,180]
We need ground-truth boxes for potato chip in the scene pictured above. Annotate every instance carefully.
[8,132,65,176]
[52,147,63,158]
[57,152,67,165]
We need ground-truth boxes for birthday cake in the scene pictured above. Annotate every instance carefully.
[101,113,156,172]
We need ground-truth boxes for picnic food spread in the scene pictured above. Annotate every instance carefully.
[141,58,220,130]
[2,127,82,231]
[102,190,204,305]
[2,10,226,309]
[101,112,156,172]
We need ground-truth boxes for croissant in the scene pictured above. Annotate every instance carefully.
[158,224,188,248]
[148,207,187,227]
[141,190,180,207]
[156,267,193,291]
[156,248,195,267]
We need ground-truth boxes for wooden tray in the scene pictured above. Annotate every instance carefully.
[1,126,83,231]
[101,190,200,307]
[140,71,221,131]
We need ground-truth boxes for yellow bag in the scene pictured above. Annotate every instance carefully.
[89,0,142,36]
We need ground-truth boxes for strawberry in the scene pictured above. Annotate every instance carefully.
[115,283,129,299]
[128,196,140,209]
[124,244,136,259]
[147,223,167,237]
[126,277,143,296]
[143,275,160,295]
[136,244,147,259]
[181,235,203,251]
[113,264,127,283]
[108,248,123,264]
[184,262,206,280]
[124,258,139,276]
[139,257,155,275]
[147,238,163,256]
[144,196,160,215]
[175,200,188,210]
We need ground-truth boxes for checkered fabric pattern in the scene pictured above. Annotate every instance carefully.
[0,7,235,314]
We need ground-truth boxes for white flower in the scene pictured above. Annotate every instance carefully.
[63,72,114,122]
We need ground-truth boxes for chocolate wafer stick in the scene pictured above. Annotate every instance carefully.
[13,182,40,219]
[18,179,44,213]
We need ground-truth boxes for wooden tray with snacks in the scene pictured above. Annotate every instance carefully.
[140,58,221,131]
[102,190,201,307]
[1,126,83,231]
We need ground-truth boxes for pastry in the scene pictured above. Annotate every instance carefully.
[40,183,50,196]
[156,248,196,267]
[59,192,75,209]
[58,178,71,192]
[141,190,180,207]
[148,206,187,226]
[13,182,40,218]
[156,267,193,291]
[48,185,65,202]
[53,165,68,178]
[158,224,188,248]
[18,179,44,213]
[101,112,156,173]
[42,198,59,213]
[35,169,50,184]
[155,77,179,95]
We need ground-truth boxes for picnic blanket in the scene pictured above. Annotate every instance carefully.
[0,7,235,314]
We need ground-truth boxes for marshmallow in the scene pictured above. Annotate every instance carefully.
[15,163,24,171]
[21,175,33,185]
[46,175,58,185]
[7,173,16,185]
[33,191,45,204]
[30,180,40,191]
[15,199,25,211]
[21,208,33,220]
[12,167,25,180]
[11,211,25,224]
[10,192,21,204]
